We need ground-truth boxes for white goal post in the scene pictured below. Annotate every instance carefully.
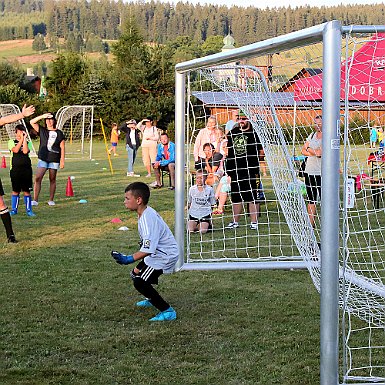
[0,104,37,155]
[55,105,94,159]
[174,21,385,385]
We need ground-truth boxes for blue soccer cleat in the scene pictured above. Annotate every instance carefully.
[10,210,17,216]
[149,307,177,322]
[26,211,36,217]
[136,299,153,308]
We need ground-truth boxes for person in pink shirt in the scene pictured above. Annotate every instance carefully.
[193,116,224,162]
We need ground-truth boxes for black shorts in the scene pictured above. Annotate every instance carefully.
[189,214,212,224]
[230,173,264,204]
[130,260,163,285]
[10,168,33,194]
[305,173,321,203]
[0,178,4,196]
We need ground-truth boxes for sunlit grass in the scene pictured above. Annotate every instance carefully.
[0,142,323,385]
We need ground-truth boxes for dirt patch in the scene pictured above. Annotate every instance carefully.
[16,54,57,64]
[0,39,32,49]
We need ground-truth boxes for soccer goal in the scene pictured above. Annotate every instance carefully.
[55,105,94,159]
[175,21,385,385]
[0,104,37,155]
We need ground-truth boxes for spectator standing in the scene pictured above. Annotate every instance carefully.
[225,112,265,230]
[119,119,141,177]
[8,124,36,217]
[108,123,120,156]
[377,127,384,148]
[370,126,378,149]
[152,133,175,190]
[30,112,65,206]
[137,117,159,178]
[0,104,35,242]
[301,115,323,228]
[193,115,223,161]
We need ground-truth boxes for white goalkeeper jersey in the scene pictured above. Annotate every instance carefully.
[138,206,179,273]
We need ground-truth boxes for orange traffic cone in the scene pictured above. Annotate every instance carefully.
[1,156,6,168]
[66,176,74,197]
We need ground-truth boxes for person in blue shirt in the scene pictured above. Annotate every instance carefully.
[152,133,175,190]
[370,126,378,149]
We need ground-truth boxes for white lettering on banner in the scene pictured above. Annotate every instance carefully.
[374,58,385,69]
[346,178,355,209]
[349,85,385,98]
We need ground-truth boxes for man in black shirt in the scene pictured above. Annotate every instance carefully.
[225,112,264,230]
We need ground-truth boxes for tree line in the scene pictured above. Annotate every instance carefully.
[0,0,385,45]
[0,21,224,137]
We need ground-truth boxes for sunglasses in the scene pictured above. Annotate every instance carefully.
[239,117,248,121]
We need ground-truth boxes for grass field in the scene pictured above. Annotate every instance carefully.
[0,142,321,385]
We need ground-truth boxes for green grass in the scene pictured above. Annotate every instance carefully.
[0,142,322,384]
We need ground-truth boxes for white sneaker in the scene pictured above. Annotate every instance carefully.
[145,173,151,178]
[250,222,258,230]
[149,181,158,187]
[127,172,133,176]
[48,201,56,206]
[225,221,239,229]
[31,200,38,206]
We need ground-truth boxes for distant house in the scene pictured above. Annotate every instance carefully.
[276,68,322,93]
[192,90,322,127]
[23,68,41,93]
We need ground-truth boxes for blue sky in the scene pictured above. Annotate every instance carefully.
[153,0,381,8]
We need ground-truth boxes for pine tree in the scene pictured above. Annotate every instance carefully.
[32,33,47,52]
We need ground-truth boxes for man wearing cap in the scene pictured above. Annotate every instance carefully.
[119,119,141,177]
[225,112,265,230]
[137,117,160,178]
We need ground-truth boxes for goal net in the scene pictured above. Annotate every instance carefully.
[0,104,37,155]
[177,26,385,384]
[55,105,94,159]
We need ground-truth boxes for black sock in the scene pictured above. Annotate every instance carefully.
[1,207,15,238]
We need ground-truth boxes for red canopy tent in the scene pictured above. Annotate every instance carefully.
[294,33,385,102]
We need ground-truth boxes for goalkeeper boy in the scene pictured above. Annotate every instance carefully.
[111,182,178,321]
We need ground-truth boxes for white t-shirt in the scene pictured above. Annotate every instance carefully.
[305,132,322,176]
[188,185,215,219]
[129,129,136,146]
[139,206,178,273]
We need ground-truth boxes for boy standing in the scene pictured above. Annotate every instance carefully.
[111,182,178,321]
